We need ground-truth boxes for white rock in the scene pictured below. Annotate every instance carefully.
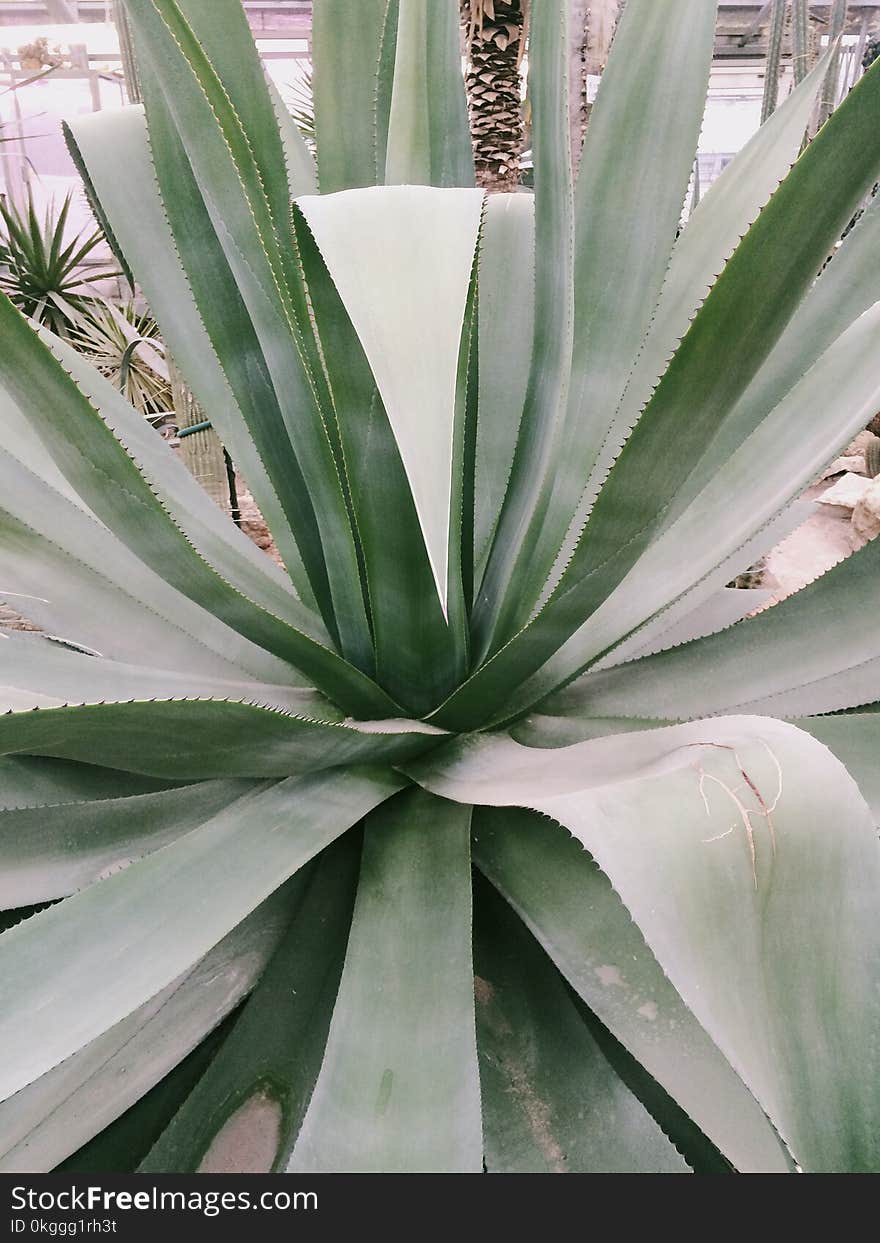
[818,454,868,480]
[816,472,874,510]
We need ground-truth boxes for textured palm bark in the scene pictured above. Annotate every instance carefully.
[461,1,527,192]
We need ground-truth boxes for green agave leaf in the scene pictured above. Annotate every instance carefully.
[559,55,880,605]
[481,0,716,649]
[142,835,361,1172]
[165,0,302,233]
[460,297,880,723]
[798,712,880,824]
[0,694,442,780]
[0,889,295,1172]
[384,0,473,187]
[292,206,462,714]
[474,874,688,1173]
[446,270,478,649]
[123,0,297,327]
[567,531,880,722]
[125,0,373,664]
[37,332,311,635]
[411,718,880,1171]
[0,776,254,906]
[553,47,833,576]
[0,631,320,714]
[312,0,393,193]
[0,295,394,717]
[290,789,482,1172]
[673,193,880,521]
[0,445,298,684]
[375,0,400,178]
[473,193,535,580]
[598,587,774,669]
[510,714,667,748]
[433,62,880,730]
[595,496,810,667]
[296,185,484,615]
[0,769,401,1106]
[138,84,340,628]
[470,807,789,1171]
[64,104,314,606]
[472,0,573,653]
[0,384,85,506]
[0,756,176,810]
[58,1020,233,1174]
[565,988,735,1173]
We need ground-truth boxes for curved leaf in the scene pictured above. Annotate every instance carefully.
[411,717,880,1172]
[563,48,834,563]
[454,297,880,724]
[799,711,880,823]
[0,443,296,683]
[125,0,373,664]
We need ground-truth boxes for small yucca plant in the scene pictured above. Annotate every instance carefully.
[0,0,879,1174]
[0,187,119,339]
[65,298,172,417]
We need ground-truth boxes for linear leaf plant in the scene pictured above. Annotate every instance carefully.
[0,0,878,1173]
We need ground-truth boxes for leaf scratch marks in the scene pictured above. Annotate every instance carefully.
[689,740,783,889]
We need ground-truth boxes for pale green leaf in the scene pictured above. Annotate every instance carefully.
[562,48,834,565]
[798,711,880,823]
[0,777,253,906]
[64,105,314,604]
[384,0,473,187]
[290,789,482,1172]
[312,0,393,193]
[471,807,789,1171]
[0,768,401,1104]
[0,892,292,1172]
[411,718,880,1171]
[296,185,484,613]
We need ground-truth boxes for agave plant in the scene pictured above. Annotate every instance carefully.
[0,0,879,1175]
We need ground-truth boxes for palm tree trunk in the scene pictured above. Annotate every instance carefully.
[462,1,527,192]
